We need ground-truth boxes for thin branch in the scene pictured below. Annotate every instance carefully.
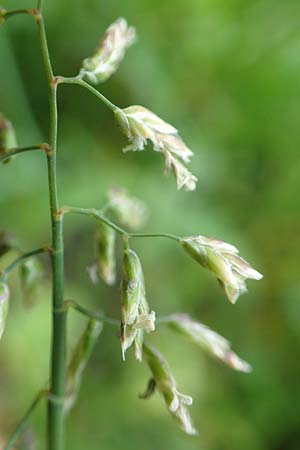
[60,300,119,327]
[37,15,53,82]
[61,299,171,328]
[0,247,49,280]
[62,206,181,242]
[0,8,36,20]
[58,77,118,112]
[62,206,126,236]
[0,144,48,164]
[4,390,47,450]
[129,232,180,242]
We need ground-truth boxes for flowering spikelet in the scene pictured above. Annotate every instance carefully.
[65,320,103,412]
[0,113,17,164]
[168,314,252,372]
[82,18,136,84]
[94,222,116,286]
[181,235,263,303]
[143,343,197,435]
[20,258,43,306]
[107,187,148,231]
[115,106,197,191]
[121,247,155,361]
[0,282,9,340]
[164,150,197,191]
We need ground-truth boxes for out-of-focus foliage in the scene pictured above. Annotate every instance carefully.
[0,0,300,449]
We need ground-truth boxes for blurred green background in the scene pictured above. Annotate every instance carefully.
[1,0,300,449]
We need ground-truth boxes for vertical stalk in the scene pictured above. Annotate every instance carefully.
[37,12,66,450]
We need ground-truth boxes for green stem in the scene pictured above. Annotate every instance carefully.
[58,77,118,112]
[61,300,119,327]
[38,15,53,81]
[0,144,46,164]
[37,14,66,450]
[0,247,48,280]
[4,390,47,450]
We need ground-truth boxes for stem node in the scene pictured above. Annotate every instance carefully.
[54,209,63,220]
[40,142,52,154]
[28,8,40,18]
[51,77,61,87]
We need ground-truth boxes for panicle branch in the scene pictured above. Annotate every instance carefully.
[0,144,49,164]
[0,247,49,280]
[3,389,47,450]
[0,8,38,22]
[61,205,180,242]
[59,299,119,327]
[0,5,264,446]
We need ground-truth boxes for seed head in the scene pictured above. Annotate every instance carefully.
[181,235,263,303]
[168,314,252,372]
[107,187,148,231]
[82,18,136,84]
[115,106,197,191]
[94,222,116,285]
[143,344,197,435]
[121,248,155,361]
[0,114,17,163]
[20,258,43,306]
[0,282,9,340]
[65,320,103,412]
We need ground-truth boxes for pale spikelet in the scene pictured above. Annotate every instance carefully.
[164,150,197,191]
[94,222,116,285]
[107,187,148,230]
[121,248,155,361]
[181,235,263,303]
[168,314,252,372]
[115,106,197,191]
[20,258,43,306]
[82,18,136,84]
[0,113,17,164]
[65,320,103,412]
[143,344,197,435]
[0,282,9,340]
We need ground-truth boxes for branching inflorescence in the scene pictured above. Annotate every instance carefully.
[0,6,263,450]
